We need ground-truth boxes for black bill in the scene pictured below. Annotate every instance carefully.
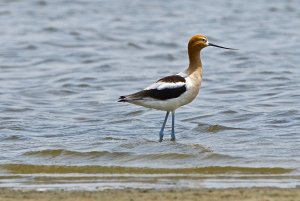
[208,43,238,50]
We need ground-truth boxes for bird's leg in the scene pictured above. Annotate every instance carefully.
[159,111,170,142]
[171,111,175,141]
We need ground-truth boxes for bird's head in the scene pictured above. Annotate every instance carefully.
[188,34,237,51]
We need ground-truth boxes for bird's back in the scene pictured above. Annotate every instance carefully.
[118,69,202,111]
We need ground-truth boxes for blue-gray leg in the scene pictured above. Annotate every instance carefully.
[171,111,175,141]
[159,111,170,142]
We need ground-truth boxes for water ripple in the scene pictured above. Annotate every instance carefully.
[0,0,300,189]
[24,149,132,159]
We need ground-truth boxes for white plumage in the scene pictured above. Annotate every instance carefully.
[145,81,185,91]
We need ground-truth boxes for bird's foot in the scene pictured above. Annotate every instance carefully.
[159,133,164,142]
[171,132,175,142]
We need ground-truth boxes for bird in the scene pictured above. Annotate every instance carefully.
[118,34,236,142]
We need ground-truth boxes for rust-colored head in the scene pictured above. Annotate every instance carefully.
[188,34,237,51]
[188,34,209,50]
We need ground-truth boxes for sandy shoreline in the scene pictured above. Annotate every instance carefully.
[0,188,299,201]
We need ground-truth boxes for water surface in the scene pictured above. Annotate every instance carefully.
[0,0,300,190]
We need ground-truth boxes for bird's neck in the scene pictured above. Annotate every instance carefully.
[187,48,202,75]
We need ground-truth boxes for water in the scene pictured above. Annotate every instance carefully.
[1,0,300,190]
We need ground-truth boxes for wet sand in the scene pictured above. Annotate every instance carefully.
[0,188,299,201]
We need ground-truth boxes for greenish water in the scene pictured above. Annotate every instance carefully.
[0,164,292,174]
[1,0,300,189]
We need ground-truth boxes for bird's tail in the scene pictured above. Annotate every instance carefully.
[118,92,144,102]
[118,96,127,102]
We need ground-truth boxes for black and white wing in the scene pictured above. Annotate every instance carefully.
[118,75,186,102]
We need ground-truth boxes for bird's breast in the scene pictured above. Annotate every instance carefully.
[176,70,202,107]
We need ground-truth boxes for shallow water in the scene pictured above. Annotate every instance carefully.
[1,0,300,189]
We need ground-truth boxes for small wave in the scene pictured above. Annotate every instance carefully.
[23,149,131,159]
[23,44,38,50]
[2,135,23,141]
[47,89,77,96]
[195,123,241,133]
[2,107,33,113]
[203,153,240,160]
[125,110,146,117]
[145,53,176,61]
[79,77,97,81]
[0,164,293,174]
[220,109,238,114]
[61,83,91,88]
[146,40,178,48]
[32,58,65,66]
[43,26,59,32]
[207,124,240,133]
[0,11,10,16]
[134,153,194,160]
[42,41,92,48]
[182,114,215,122]
[127,42,143,49]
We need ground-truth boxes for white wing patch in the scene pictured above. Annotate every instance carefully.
[145,81,185,90]
[177,72,187,77]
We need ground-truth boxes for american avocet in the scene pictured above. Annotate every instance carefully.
[119,34,236,142]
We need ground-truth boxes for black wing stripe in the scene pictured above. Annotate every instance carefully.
[134,85,186,100]
[119,75,187,102]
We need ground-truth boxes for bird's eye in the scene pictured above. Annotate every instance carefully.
[202,38,207,42]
